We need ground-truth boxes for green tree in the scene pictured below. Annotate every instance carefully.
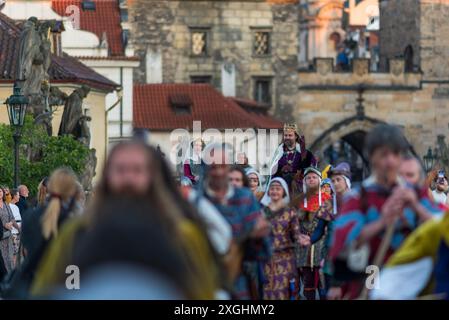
[0,116,89,195]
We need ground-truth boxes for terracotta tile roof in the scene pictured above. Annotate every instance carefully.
[133,84,282,131]
[50,53,120,91]
[51,0,124,56]
[229,97,271,111]
[0,12,119,92]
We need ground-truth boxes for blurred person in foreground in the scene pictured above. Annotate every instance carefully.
[400,155,444,216]
[326,163,352,300]
[329,124,442,299]
[3,168,80,298]
[370,211,449,300]
[27,140,219,299]
[56,200,189,300]
[202,143,271,300]
[228,166,249,189]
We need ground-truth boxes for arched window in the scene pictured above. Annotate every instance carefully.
[404,45,414,72]
[329,32,342,50]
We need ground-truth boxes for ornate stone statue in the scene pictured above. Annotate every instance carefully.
[80,149,97,192]
[16,17,40,81]
[16,17,53,118]
[58,85,92,146]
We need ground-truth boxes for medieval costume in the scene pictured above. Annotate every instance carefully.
[265,124,317,199]
[293,167,334,300]
[183,139,204,185]
[205,185,271,300]
[329,175,443,299]
[246,168,265,202]
[260,178,301,300]
[371,212,449,300]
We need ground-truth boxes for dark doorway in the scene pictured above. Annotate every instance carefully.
[404,45,414,72]
[322,130,370,183]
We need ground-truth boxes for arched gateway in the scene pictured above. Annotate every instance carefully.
[309,116,417,182]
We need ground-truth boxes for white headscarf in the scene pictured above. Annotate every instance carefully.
[260,177,290,207]
[245,168,262,192]
[343,176,352,190]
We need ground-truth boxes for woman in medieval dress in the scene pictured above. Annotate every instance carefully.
[261,177,301,300]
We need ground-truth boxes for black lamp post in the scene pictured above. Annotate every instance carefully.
[4,82,29,188]
[423,147,436,173]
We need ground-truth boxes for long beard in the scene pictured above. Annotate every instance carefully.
[306,185,319,196]
[284,140,295,149]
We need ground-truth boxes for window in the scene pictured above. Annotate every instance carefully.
[190,75,212,84]
[253,77,272,105]
[252,29,271,56]
[190,28,210,56]
[82,0,96,11]
[51,33,62,56]
[169,93,192,115]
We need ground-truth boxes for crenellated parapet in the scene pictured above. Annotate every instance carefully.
[298,58,423,90]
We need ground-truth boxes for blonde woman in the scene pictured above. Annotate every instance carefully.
[36,177,49,207]
[6,168,79,298]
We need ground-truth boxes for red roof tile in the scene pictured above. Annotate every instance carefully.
[133,84,283,131]
[0,12,118,92]
[229,97,271,111]
[51,0,124,56]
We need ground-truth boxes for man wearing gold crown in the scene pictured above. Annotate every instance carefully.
[264,124,317,199]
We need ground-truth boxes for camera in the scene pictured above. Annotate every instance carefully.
[437,170,446,184]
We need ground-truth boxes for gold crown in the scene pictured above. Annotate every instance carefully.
[283,123,298,133]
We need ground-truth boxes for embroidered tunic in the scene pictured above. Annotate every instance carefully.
[262,207,301,300]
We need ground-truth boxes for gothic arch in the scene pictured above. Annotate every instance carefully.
[316,1,344,21]
[310,115,418,165]
[310,115,384,159]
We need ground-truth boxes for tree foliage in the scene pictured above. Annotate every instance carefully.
[0,116,89,195]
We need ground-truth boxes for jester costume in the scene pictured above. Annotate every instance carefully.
[261,178,301,300]
[329,175,443,299]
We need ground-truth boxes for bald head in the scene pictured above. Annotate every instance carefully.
[399,156,423,186]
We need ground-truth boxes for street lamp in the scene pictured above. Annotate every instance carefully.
[423,147,436,173]
[4,82,28,188]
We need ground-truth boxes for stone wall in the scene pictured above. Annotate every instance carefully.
[419,0,449,81]
[378,0,420,71]
[379,0,449,81]
[295,57,449,160]
[128,0,300,121]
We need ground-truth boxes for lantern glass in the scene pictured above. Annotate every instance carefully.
[423,147,434,172]
[7,103,27,127]
[5,83,28,128]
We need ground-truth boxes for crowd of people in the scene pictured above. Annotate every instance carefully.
[0,122,447,300]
